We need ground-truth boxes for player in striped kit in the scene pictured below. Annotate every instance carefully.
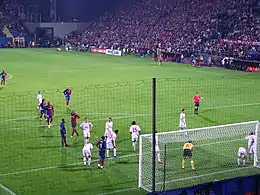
[245,132,257,163]
[237,147,247,167]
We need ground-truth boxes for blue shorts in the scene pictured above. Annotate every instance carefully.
[1,77,5,81]
[72,124,76,129]
[40,110,44,115]
[61,134,66,138]
[99,152,105,159]
[46,114,53,119]
[65,96,70,101]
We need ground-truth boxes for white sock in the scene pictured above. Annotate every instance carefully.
[157,153,161,162]
[243,159,246,166]
[88,158,91,166]
[113,148,116,157]
[83,157,86,165]
[237,158,240,166]
[98,164,100,167]
[106,149,109,157]
[133,142,136,151]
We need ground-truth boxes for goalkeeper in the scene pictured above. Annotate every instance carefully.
[182,141,195,170]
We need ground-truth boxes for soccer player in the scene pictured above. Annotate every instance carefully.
[155,130,163,163]
[237,147,247,167]
[80,118,93,143]
[129,121,141,152]
[60,119,69,147]
[82,142,93,166]
[36,91,43,110]
[193,92,203,115]
[96,136,106,169]
[0,70,7,87]
[46,101,54,128]
[106,129,119,158]
[63,86,72,108]
[104,118,113,138]
[71,110,80,137]
[245,132,257,163]
[179,109,186,130]
[39,99,47,121]
[182,140,195,170]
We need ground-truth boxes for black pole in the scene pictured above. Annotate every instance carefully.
[152,77,156,193]
[163,144,167,192]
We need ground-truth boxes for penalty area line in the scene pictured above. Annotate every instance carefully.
[0,183,16,195]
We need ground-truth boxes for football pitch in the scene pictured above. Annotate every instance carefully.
[0,49,260,195]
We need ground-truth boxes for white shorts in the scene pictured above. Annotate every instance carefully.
[238,149,246,158]
[249,145,256,154]
[106,141,114,149]
[132,136,138,142]
[179,122,186,128]
[155,145,160,152]
[82,149,91,158]
[83,131,90,138]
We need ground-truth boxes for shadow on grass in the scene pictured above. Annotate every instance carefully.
[197,115,218,125]
[26,145,62,150]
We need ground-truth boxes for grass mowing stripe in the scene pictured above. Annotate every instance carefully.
[0,183,16,195]
[1,102,260,125]
[0,138,243,177]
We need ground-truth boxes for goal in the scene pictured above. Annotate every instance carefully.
[138,121,260,192]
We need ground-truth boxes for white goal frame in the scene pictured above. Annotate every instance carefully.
[138,120,260,192]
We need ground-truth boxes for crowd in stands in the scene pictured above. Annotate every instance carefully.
[0,0,28,38]
[66,0,260,61]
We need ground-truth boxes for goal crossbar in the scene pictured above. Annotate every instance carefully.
[138,120,260,192]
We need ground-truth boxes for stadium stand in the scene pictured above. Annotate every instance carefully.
[66,0,260,60]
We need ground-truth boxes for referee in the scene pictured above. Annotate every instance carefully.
[193,92,203,115]
[182,140,195,170]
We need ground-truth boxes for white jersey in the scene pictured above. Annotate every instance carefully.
[80,122,93,138]
[237,147,247,157]
[37,94,42,105]
[106,131,117,149]
[82,143,93,157]
[246,134,257,154]
[130,125,141,141]
[179,112,186,128]
[104,121,113,137]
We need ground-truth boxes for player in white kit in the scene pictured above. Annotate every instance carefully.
[80,118,93,144]
[154,130,163,163]
[36,91,42,110]
[245,132,257,163]
[129,121,141,152]
[237,147,247,167]
[179,109,186,130]
[104,118,113,138]
[106,130,119,158]
[82,142,93,166]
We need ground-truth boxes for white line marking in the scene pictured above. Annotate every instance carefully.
[6,74,12,81]
[0,184,16,195]
[0,138,243,177]
[98,188,137,195]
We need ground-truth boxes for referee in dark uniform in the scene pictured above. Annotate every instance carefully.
[182,140,195,170]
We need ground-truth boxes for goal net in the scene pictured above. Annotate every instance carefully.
[138,121,260,192]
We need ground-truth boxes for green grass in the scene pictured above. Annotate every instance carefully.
[0,49,260,195]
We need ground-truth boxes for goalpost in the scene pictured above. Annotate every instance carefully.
[138,121,260,192]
